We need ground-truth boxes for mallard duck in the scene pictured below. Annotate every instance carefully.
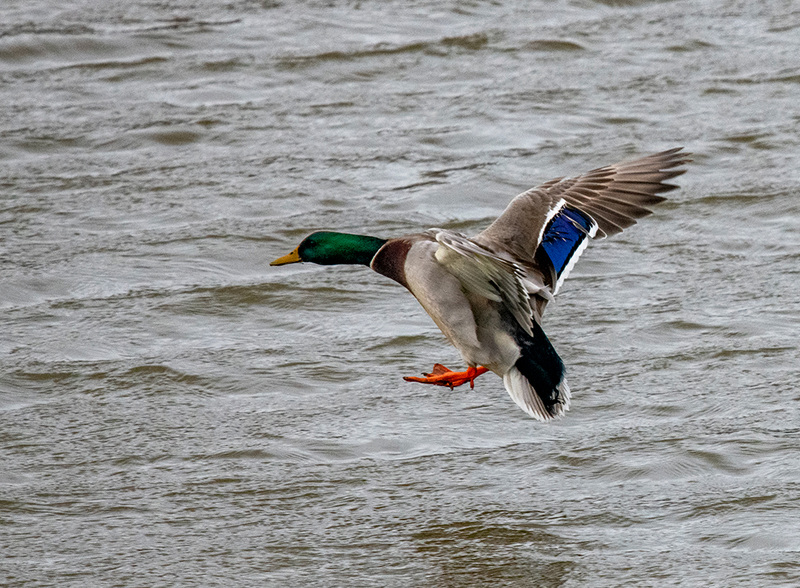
[271,148,690,421]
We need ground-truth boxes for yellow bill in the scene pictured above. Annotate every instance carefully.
[270,247,302,266]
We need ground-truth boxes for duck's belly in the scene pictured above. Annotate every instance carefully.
[402,242,520,373]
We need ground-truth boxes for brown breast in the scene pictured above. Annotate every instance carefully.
[369,237,416,290]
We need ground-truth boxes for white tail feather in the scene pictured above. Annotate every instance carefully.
[502,366,571,421]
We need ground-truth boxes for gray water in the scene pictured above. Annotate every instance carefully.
[2,0,800,586]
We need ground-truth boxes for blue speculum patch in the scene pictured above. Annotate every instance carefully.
[540,207,594,278]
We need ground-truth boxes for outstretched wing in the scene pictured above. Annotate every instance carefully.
[540,147,690,239]
[474,148,690,299]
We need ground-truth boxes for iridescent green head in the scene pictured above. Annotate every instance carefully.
[270,231,387,266]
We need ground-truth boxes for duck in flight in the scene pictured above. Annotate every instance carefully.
[271,148,690,421]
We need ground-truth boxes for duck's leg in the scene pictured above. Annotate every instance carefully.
[404,364,489,390]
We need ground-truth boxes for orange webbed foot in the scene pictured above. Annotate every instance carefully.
[403,364,489,390]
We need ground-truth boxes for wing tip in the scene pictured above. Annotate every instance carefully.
[568,147,691,238]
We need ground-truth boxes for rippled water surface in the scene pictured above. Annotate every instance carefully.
[2,0,800,586]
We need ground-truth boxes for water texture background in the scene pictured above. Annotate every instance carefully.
[2,0,799,586]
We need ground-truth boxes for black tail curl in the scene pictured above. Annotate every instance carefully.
[513,320,568,417]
